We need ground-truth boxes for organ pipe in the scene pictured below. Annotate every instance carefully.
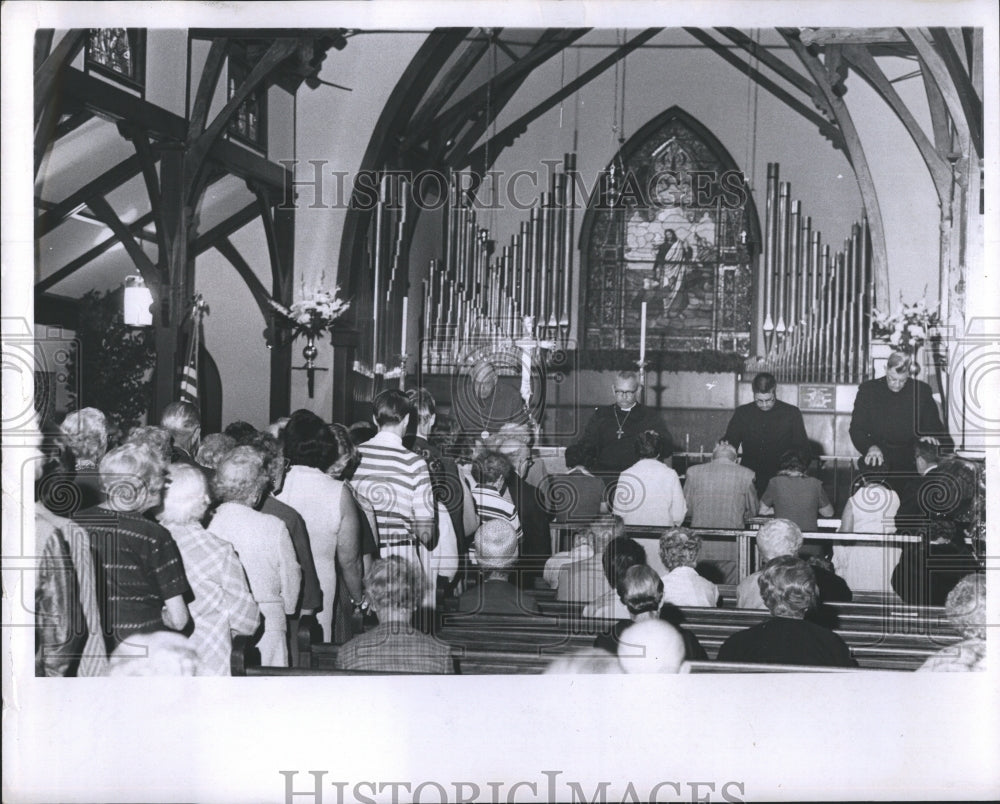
[754,163,873,384]
[421,156,577,373]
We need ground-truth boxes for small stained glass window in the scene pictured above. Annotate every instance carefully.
[227,53,267,152]
[85,29,146,92]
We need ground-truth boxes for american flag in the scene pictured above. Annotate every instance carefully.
[179,295,206,404]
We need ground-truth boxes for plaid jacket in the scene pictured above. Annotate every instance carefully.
[335,623,454,674]
[167,522,260,675]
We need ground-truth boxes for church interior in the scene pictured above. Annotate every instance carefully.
[16,20,994,674]
[6,5,1000,801]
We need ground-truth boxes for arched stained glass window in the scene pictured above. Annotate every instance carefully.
[581,107,760,356]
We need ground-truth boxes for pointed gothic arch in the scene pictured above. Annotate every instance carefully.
[579,105,762,356]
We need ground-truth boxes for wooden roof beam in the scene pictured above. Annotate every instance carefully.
[841,44,951,200]
[191,202,261,256]
[85,195,162,290]
[213,237,274,324]
[461,28,662,174]
[429,29,589,137]
[684,28,845,153]
[799,28,907,46]
[903,28,981,160]
[35,211,156,294]
[714,28,818,97]
[928,28,983,156]
[34,29,86,125]
[36,155,150,238]
[186,38,299,204]
[779,29,889,306]
[402,28,487,151]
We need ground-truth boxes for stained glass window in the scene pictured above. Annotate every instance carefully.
[582,108,758,356]
[227,54,267,151]
[85,29,145,92]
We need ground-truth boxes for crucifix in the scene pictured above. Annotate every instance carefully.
[514,315,554,439]
[638,300,648,404]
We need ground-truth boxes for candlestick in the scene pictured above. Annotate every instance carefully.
[639,301,647,363]
[400,296,408,355]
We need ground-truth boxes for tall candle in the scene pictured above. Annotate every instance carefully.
[639,301,647,363]
[400,296,408,355]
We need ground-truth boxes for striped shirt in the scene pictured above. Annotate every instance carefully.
[471,484,524,542]
[73,506,191,651]
[165,522,260,676]
[352,431,436,548]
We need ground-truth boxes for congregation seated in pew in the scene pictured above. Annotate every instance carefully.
[658,527,720,608]
[593,565,708,663]
[737,519,852,609]
[832,472,901,592]
[682,441,758,585]
[613,429,686,527]
[582,536,647,619]
[457,520,540,615]
[758,450,835,555]
[718,556,857,668]
[918,573,986,672]
[541,441,606,527]
[555,515,626,603]
[542,527,594,590]
[337,556,455,674]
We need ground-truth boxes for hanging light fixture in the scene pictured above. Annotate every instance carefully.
[123,274,153,327]
[606,29,629,207]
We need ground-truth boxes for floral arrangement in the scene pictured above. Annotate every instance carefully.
[269,285,350,339]
[871,294,941,353]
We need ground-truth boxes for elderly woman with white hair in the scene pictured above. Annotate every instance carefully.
[919,573,986,672]
[458,519,540,615]
[336,556,454,673]
[210,447,301,667]
[737,518,852,609]
[719,556,856,667]
[659,528,719,607]
[43,407,110,515]
[73,442,190,651]
[157,463,259,675]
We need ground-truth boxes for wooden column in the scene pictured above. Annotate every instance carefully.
[270,203,295,423]
[152,146,194,424]
[330,323,359,426]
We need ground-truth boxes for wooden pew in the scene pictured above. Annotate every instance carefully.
[682,661,868,674]
[548,523,924,588]
[433,606,960,671]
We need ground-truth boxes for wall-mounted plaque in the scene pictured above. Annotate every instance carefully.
[798,383,835,411]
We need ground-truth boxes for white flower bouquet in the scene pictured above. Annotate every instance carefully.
[871,294,941,353]
[269,286,350,339]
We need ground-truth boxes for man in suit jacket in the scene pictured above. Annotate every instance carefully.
[682,442,758,584]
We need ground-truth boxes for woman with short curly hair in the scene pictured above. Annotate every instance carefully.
[210,447,301,667]
[658,527,719,607]
[335,556,454,673]
[718,556,855,667]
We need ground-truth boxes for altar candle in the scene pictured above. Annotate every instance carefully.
[400,296,408,355]
[639,301,647,363]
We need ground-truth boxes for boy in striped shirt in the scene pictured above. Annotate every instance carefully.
[470,451,524,543]
[352,390,437,606]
